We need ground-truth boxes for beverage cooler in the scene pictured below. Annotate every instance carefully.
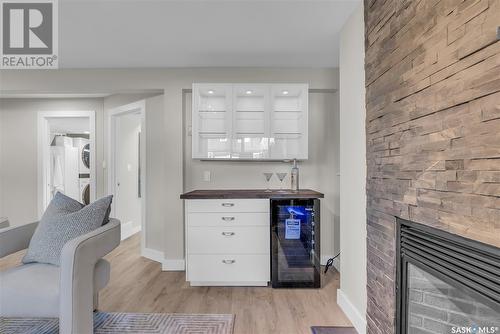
[271,199,320,288]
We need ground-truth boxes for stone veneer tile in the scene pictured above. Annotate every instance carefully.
[364,0,500,332]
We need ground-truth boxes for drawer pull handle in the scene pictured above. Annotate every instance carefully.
[221,216,235,221]
[222,259,236,264]
[221,203,235,207]
[221,232,235,236]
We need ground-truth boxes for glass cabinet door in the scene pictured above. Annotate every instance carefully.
[192,84,233,159]
[231,84,270,159]
[269,84,308,160]
[192,83,309,160]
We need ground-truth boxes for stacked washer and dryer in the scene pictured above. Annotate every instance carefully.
[73,138,91,205]
[51,136,91,205]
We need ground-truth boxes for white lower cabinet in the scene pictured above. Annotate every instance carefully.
[187,255,270,286]
[185,199,270,286]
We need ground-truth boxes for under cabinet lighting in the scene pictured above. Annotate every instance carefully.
[207,90,214,95]
[245,90,253,95]
[282,90,289,95]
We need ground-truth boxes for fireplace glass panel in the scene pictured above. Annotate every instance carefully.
[407,263,500,334]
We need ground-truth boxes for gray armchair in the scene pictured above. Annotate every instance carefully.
[0,218,121,334]
[0,217,8,229]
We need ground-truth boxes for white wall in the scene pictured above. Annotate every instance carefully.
[183,91,339,261]
[338,4,367,334]
[0,98,104,226]
[104,93,162,111]
[0,68,338,266]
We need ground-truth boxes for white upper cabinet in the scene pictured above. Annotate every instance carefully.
[269,84,308,160]
[192,83,308,160]
[192,84,232,159]
[232,84,271,160]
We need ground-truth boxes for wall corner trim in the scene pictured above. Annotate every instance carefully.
[337,289,366,334]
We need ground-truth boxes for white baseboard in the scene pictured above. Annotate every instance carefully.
[162,259,185,271]
[337,289,366,334]
[141,247,185,271]
[321,254,341,272]
[190,281,268,286]
[121,221,141,240]
[141,247,165,263]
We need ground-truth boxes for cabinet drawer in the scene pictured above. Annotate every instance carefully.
[186,199,269,213]
[187,254,270,283]
[188,226,269,254]
[187,212,269,227]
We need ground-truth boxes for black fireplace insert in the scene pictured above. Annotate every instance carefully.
[396,218,500,334]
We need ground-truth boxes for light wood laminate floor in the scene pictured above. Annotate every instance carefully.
[0,233,352,334]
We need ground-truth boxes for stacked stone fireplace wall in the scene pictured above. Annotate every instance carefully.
[364,0,500,333]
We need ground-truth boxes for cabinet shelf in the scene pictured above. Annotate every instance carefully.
[193,83,308,160]
[198,132,228,137]
[236,132,265,135]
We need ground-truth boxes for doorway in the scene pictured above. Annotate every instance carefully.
[108,100,146,249]
[37,111,96,217]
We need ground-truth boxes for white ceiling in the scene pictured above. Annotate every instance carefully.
[59,0,360,68]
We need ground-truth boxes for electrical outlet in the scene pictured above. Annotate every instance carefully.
[203,171,211,182]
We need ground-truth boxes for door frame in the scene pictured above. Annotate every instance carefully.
[107,100,146,252]
[37,110,96,218]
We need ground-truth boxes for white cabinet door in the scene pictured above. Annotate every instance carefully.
[269,84,308,160]
[192,84,233,159]
[187,254,270,285]
[231,84,271,159]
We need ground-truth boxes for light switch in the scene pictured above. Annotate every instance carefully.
[203,171,211,182]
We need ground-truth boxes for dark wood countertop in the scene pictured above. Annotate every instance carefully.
[180,189,324,199]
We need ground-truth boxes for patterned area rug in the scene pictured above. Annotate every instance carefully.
[1,312,235,334]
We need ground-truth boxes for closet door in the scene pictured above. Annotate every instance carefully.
[269,84,309,160]
[192,84,233,159]
[231,84,270,159]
